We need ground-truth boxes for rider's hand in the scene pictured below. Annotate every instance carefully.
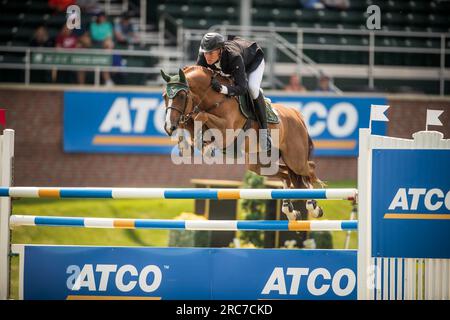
[211,78,222,93]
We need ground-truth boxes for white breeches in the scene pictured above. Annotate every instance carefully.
[247,59,265,99]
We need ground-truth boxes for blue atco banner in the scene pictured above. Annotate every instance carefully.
[64,91,387,156]
[371,149,450,259]
[268,96,387,156]
[21,246,357,300]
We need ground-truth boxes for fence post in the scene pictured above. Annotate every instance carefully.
[357,128,372,300]
[0,129,14,300]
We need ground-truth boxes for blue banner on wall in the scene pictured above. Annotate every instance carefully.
[268,96,387,156]
[21,246,357,300]
[64,91,387,156]
[371,149,450,259]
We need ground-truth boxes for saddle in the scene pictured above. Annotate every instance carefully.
[214,92,279,157]
[238,92,279,124]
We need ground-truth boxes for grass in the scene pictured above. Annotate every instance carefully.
[8,180,357,299]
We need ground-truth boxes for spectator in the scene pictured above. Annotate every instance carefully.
[284,74,307,92]
[30,26,54,47]
[30,26,55,83]
[75,32,92,85]
[300,0,325,9]
[55,25,78,49]
[89,11,113,47]
[300,0,350,10]
[114,14,139,45]
[102,38,126,86]
[54,25,79,83]
[315,74,337,93]
[321,0,350,10]
[102,38,117,86]
[48,0,76,12]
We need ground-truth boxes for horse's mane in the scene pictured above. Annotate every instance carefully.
[182,65,231,85]
[182,65,212,76]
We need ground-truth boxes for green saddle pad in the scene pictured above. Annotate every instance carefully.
[238,95,279,124]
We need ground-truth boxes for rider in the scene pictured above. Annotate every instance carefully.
[196,32,272,153]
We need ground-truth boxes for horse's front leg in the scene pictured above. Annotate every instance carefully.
[280,178,301,222]
[193,112,209,151]
[194,111,228,149]
[268,164,301,221]
[198,112,227,131]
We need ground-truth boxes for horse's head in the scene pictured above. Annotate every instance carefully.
[161,66,227,135]
[161,68,190,135]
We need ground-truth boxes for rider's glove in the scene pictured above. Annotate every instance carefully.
[211,78,222,93]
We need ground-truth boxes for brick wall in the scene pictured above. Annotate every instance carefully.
[1,87,449,187]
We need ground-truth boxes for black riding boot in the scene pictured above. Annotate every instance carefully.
[253,92,272,153]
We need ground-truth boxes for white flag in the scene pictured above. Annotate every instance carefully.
[370,105,390,122]
[426,109,443,127]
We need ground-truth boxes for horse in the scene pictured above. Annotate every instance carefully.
[161,66,324,220]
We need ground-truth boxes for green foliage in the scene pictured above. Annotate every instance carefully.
[168,230,211,247]
[239,171,266,247]
[168,212,211,247]
[309,231,333,249]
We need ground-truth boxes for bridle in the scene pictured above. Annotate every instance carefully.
[164,75,227,128]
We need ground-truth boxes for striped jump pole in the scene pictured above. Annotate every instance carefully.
[0,187,357,200]
[10,215,358,231]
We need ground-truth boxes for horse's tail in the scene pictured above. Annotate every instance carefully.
[306,134,326,187]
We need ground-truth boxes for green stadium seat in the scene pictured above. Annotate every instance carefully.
[203,6,236,20]
[44,14,68,27]
[428,14,449,27]
[252,7,272,21]
[319,10,341,23]
[187,0,209,4]
[291,21,317,29]
[23,13,46,26]
[407,13,428,27]
[384,0,404,12]
[275,8,295,21]
[348,0,369,11]
[13,27,36,41]
[28,2,52,13]
[383,12,407,27]
[0,13,25,26]
[256,0,296,8]
[340,11,365,24]
[295,10,320,23]
[407,1,430,13]
[2,1,30,13]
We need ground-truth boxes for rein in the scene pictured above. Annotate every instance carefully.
[165,77,228,127]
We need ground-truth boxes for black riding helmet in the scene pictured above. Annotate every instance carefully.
[199,32,225,53]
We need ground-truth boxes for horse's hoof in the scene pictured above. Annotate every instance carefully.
[306,200,316,211]
[311,207,323,218]
[282,201,294,213]
[306,200,323,218]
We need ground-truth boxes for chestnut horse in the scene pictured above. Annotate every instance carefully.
[161,66,324,220]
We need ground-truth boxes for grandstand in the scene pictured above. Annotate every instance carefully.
[0,0,449,94]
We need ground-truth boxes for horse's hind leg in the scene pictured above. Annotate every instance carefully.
[275,164,301,221]
[289,170,324,218]
[281,179,302,221]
